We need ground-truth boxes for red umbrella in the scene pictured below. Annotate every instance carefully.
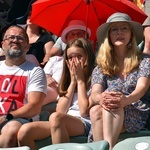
[30,0,147,41]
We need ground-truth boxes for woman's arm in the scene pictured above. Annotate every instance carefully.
[56,81,76,114]
[41,41,54,66]
[77,80,94,117]
[122,77,150,107]
[91,83,104,104]
[75,57,94,117]
[56,59,77,113]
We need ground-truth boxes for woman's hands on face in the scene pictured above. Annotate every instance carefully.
[74,57,85,82]
[66,57,85,83]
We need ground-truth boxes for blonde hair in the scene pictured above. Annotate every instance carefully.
[96,25,141,77]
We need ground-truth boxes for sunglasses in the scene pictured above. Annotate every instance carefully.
[4,35,25,42]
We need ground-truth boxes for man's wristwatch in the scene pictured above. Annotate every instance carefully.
[5,113,14,121]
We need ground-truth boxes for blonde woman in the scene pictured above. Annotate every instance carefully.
[90,12,150,150]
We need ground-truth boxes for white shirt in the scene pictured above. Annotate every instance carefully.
[53,37,66,52]
[44,56,63,83]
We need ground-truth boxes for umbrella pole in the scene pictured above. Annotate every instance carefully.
[85,0,90,39]
[85,0,96,52]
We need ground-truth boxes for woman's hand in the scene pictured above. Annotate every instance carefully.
[100,91,123,111]
[73,57,85,83]
[66,58,77,84]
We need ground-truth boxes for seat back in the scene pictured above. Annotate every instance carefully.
[39,141,109,150]
[113,136,150,150]
[0,146,30,150]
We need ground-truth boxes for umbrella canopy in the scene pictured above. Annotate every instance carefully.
[30,0,147,41]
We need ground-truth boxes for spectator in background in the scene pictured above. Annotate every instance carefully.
[42,55,63,105]
[132,0,144,9]
[15,0,54,67]
[142,0,150,54]
[25,13,54,67]
[0,0,31,30]
[0,25,47,147]
[49,20,91,56]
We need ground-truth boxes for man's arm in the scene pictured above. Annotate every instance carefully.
[10,91,46,119]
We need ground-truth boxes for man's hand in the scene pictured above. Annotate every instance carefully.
[46,76,58,87]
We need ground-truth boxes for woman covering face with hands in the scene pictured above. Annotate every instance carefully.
[66,46,86,85]
[49,38,95,144]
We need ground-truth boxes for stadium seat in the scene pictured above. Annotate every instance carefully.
[39,141,109,150]
[113,136,150,150]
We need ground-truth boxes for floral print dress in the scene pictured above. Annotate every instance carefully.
[91,55,150,132]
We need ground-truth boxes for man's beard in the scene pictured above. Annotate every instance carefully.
[6,49,23,58]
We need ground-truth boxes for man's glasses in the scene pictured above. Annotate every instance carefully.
[3,35,25,42]
[67,31,86,38]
